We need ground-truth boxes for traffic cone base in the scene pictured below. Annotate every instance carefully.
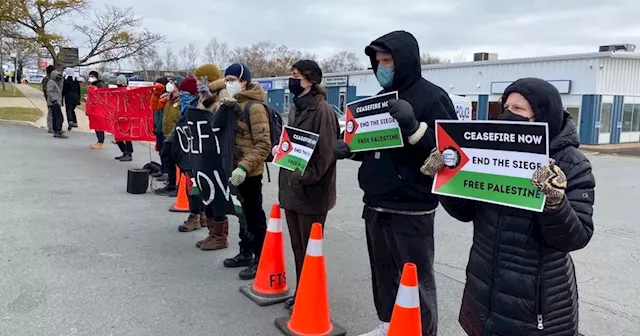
[274,316,346,336]
[274,223,346,336]
[169,173,189,213]
[240,284,292,307]
[241,204,292,306]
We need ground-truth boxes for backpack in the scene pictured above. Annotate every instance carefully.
[243,100,283,182]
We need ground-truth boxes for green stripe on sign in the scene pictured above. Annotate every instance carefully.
[436,170,545,211]
[350,128,403,151]
[276,154,308,172]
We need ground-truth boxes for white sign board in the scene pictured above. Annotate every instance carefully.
[127,81,154,88]
[449,95,472,121]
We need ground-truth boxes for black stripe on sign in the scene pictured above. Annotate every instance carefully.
[287,126,319,149]
[346,92,398,118]
[438,121,548,155]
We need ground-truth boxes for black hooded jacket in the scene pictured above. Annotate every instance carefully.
[354,30,458,211]
[440,78,595,335]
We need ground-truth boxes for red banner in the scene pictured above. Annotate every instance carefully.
[85,86,156,142]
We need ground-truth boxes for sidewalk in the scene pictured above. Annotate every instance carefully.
[15,84,92,132]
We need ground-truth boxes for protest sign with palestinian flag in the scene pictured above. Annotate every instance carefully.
[431,120,549,212]
[343,91,404,152]
[272,126,319,174]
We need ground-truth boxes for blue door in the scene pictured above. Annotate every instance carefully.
[327,87,340,108]
[267,89,284,113]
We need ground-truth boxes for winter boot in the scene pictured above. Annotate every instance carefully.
[119,153,133,162]
[239,259,259,280]
[223,251,254,268]
[178,213,201,232]
[195,213,211,248]
[200,218,228,250]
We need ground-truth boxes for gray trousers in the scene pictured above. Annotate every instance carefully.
[363,206,438,336]
[47,106,53,130]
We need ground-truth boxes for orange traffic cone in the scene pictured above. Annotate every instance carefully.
[274,223,346,336]
[169,173,189,212]
[175,167,180,185]
[240,204,292,306]
[388,263,422,336]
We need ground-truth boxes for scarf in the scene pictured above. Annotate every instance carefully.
[179,92,198,116]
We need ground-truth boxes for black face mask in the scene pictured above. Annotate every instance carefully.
[500,109,532,122]
[288,78,305,97]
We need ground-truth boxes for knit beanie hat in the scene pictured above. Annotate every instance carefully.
[291,59,323,84]
[195,64,222,83]
[171,75,185,87]
[179,77,198,95]
[155,77,169,86]
[224,63,251,82]
[116,74,128,86]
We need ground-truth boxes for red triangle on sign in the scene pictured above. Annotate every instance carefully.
[433,123,470,191]
[343,106,359,146]
[274,127,292,163]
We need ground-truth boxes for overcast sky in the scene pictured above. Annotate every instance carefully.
[67,0,640,66]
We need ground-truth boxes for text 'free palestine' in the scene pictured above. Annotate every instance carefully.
[463,179,542,198]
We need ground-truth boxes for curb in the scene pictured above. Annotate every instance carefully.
[0,119,42,128]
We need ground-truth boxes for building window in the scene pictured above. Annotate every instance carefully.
[566,107,580,134]
[633,103,640,132]
[622,102,634,132]
[600,102,612,134]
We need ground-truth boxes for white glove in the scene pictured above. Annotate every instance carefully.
[272,145,279,158]
[229,167,247,186]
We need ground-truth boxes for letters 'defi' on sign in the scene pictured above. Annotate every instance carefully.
[431,120,550,212]
[343,91,404,152]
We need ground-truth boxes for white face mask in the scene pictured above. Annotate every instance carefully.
[226,81,242,97]
[165,82,175,93]
[88,77,96,83]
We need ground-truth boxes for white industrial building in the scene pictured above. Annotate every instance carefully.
[255,44,640,145]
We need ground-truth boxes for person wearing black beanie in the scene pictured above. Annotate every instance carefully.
[421,77,595,336]
[275,59,339,311]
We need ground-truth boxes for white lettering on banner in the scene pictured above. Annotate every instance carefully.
[197,170,231,206]
[463,131,543,145]
[292,134,317,146]
[195,120,209,154]
[177,126,191,153]
[355,100,389,114]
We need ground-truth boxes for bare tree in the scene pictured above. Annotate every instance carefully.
[320,51,364,73]
[179,42,200,75]
[149,49,163,73]
[0,1,164,67]
[203,38,231,69]
[232,41,311,78]
[420,52,449,65]
[164,47,178,71]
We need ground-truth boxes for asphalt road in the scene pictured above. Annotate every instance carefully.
[1,123,639,336]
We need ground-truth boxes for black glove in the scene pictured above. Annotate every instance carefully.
[388,99,419,136]
[333,139,351,160]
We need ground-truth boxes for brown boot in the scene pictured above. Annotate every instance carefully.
[178,213,201,232]
[200,218,228,250]
[195,213,213,248]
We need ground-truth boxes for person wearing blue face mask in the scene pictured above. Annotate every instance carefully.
[333,31,458,336]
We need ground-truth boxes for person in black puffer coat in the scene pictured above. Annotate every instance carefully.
[420,77,595,336]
